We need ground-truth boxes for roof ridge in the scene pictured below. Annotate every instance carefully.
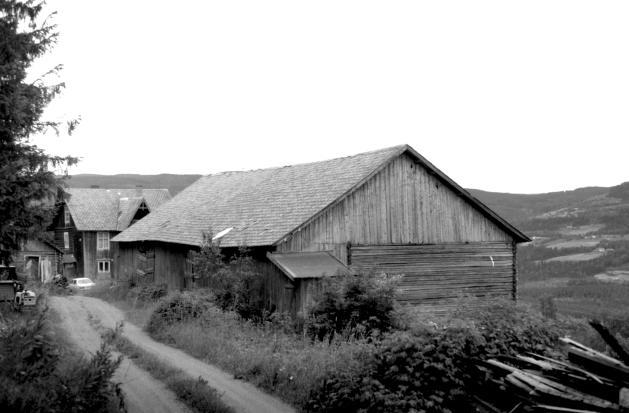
[66,188,170,191]
[203,144,408,177]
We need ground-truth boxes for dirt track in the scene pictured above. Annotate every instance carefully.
[49,295,296,413]
[49,295,189,413]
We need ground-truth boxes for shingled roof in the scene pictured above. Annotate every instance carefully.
[64,188,171,231]
[112,145,529,247]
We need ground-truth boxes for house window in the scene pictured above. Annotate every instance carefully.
[97,232,110,251]
[63,232,69,250]
[64,206,71,226]
[97,260,110,273]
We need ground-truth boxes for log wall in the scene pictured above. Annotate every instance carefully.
[351,242,516,309]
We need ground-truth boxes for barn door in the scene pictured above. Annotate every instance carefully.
[136,245,155,284]
[350,242,515,307]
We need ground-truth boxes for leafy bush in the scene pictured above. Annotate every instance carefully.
[190,236,265,320]
[136,283,169,303]
[0,310,124,413]
[146,291,212,334]
[306,273,399,342]
[306,301,562,413]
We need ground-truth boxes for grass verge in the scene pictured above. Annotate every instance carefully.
[102,322,234,413]
[148,304,372,409]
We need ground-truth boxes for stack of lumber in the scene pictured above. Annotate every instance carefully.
[474,321,629,413]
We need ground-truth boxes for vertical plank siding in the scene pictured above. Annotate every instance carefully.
[255,260,297,313]
[82,232,96,277]
[277,153,511,261]
[154,243,187,289]
[115,242,188,290]
[351,242,514,306]
[276,153,518,310]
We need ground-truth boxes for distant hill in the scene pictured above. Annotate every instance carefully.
[468,187,610,226]
[470,182,629,237]
[63,174,202,196]
[63,174,628,235]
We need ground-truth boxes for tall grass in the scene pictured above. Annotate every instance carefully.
[149,305,372,408]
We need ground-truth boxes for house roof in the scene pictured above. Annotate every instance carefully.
[21,239,63,254]
[112,145,530,247]
[64,188,171,231]
[267,251,351,281]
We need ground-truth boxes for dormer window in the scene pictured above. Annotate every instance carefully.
[64,206,71,226]
[131,201,150,226]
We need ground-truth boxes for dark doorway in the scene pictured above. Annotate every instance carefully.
[25,256,40,281]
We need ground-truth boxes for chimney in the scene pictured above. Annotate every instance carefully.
[135,184,143,197]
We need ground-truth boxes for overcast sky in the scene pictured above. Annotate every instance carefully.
[30,1,628,194]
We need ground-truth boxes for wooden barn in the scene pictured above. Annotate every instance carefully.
[14,238,63,282]
[50,188,171,279]
[112,145,530,314]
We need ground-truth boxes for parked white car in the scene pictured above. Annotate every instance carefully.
[69,277,96,291]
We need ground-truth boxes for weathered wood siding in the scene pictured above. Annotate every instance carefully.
[115,242,187,289]
[351,242,515,307]
[277,153,512,261]
[16,239,62,282]
[254,260,297,313]
[274,153,519,310]
[80,231,119,278]
[154,244,186,288]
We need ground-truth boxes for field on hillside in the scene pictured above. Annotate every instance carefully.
[461,181,629,325]
[510,183,629,324]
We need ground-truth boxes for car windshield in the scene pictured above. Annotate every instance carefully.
[77,279,91,284]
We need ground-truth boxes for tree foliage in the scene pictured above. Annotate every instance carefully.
[306,272,400,342]
[190,233,266,320]
[0,0,77,263]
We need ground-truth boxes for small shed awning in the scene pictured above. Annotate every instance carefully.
[62,254,76,264]
[267,251,351,281]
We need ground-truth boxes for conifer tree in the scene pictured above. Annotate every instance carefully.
[0,0,77,263]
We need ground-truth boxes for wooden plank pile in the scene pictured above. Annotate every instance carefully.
[474,321,629,412]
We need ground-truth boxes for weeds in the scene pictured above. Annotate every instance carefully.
[149,304,372,408]
[0,298,124,413]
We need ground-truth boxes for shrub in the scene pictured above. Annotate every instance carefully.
[146,291,212,334]
[136,283,169,303]
[306,272,399,342]
[306,301,563,413]
[0,310,124,413]
[190,236,265,321]
[449,299,562,358]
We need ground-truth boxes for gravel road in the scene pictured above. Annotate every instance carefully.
[49,295,190,413]
[49,295,296,413]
